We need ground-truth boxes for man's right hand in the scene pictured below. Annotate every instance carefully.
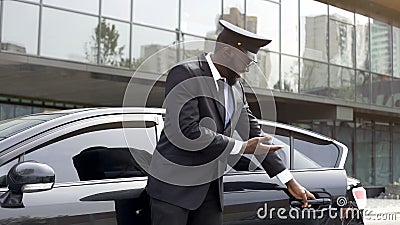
[241,136,284,154]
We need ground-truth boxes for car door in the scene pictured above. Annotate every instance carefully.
[0,114,159,225]
[222,125,348,225]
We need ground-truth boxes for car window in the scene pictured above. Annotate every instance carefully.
[293,132,339,169]
[0,158,19,187]
[24,126,157,183]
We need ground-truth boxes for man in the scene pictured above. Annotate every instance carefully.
[146,20,315,225]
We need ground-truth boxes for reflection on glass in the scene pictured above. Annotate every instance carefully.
[102,0,130,21]
[246,0,279,52]
[223,0,244,23]
[179,35,212,61]
[132,25,177,74]
[393,26,400,78]
[281,0,299,56]
[243,51,279,90]
[300,59,328,96]
[2,1,39,54]
[96,19,130,67]
[0,104,14,120]
[393,78,400,108]
[336,121,355,177]
[329,5,354,24]
[371,74,392,107]
[133,0,178,30]
[44,0,98,14]
[15,105,32,117]
[394,126,400,184]
[312,121,333,137]
[329,20,355,67]
[355,14,369,70]
[356,70,371,104]
[41,8,98,62]
[374,125,390,185]
[370,20,392,75]
[281,55,299,92]
[181,0,221,38]
[355,120,373,185]
[300,0,328,61]
[329,65,355,101]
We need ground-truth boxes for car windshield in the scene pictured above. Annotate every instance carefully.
[0,114,66,140]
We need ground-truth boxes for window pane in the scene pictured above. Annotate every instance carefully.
[243,51,279,90]
[44,0,99,14]
[355,120,373,185]
[394,125,400,184]
[371,74,392,107]
[24,127,157,183]
[0,158,18,187]
[336,121,355,177]
[0,104,14,120]
[293,132,339,169]
[281,55,299,92]
[41,8,98,62]
[355,14,370,70]
[329,65,355,101]
[329,5,354,25]
[393,26,400,78]
[329,21,355,67]
[356,70,371,104]
[178,35,210,61]
[133,0,178,30]
[370,20,392,75]
[181,0,221,38]
[98,19,130,68]
[312,121,333,137]
[300,59,329,96]
[132,25,177,73]
[300,0,328,61]
[246,0,279,52]
[374,124,390,185]
[2,1,39,54]
[393,78,400,108]
[281,0,299,56]
[102,0,130,21]
[223,0,245,25]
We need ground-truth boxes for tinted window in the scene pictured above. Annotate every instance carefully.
[0,158,19,187]
[24,127,156,183]
[0,114,65,139]
[293,132,339,169]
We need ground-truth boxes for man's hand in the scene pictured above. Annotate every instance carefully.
[241,136,284,154]
[286,178,315,208]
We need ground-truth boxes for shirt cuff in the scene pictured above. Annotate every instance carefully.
[276,169,293,184]
[230,140,243,154]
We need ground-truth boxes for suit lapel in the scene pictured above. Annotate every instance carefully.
[198,53,225,124]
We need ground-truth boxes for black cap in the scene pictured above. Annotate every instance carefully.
[217,20,271,62]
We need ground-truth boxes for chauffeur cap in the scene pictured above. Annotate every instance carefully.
[217,20,271,63]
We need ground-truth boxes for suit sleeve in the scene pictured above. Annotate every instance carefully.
[235,82,288,179]
[162,64,236,160]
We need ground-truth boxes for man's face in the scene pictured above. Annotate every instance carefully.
[223,49,254,85]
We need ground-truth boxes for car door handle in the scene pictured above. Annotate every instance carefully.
[290,198,331,207]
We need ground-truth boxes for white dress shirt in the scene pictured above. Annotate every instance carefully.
[205,53,293,185]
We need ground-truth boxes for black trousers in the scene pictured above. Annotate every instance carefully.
[150,181,222,225]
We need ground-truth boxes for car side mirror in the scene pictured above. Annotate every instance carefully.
[1,161,55,208]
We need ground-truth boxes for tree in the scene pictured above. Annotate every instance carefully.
[86,19,127,67]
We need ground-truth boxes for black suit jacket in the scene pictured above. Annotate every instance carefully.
[146,53,286,210]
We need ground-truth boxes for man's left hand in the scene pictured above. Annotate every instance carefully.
[286,178,316,208]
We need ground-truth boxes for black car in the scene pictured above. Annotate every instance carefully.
[0,108,365,225]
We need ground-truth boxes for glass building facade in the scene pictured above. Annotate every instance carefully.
[0,0,400,186]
